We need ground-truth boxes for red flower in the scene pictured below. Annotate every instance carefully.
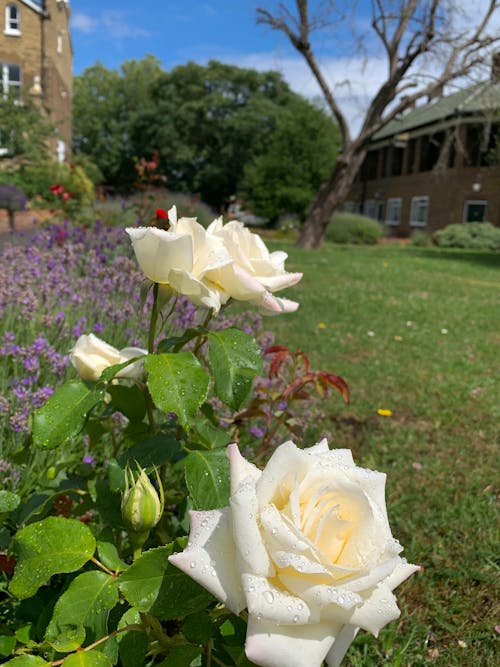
[62,191,72,201]
[155,208,168,220]
[50,184,64,194]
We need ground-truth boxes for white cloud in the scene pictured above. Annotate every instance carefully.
[71,10,150,40]
[71,12,98,33]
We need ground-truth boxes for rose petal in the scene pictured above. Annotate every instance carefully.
[245,615,339,667]
[227,443,262,496]
[256,441,312,507]
[325,625,359,667]
[231,480,274,577]
[256,271,303,292]
[168,269,223,311]
[168,509,245,614]
[260,293,299,314]
[241,573,318,624]
[278,576,362,611]
[126,227,193,283]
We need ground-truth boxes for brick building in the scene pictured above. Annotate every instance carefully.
[347,72,500,236]
[0,0,72,161]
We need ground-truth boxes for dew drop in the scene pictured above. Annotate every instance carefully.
[201,518,208,528]
[256,613,263,621]
[293,615,299,623]
[248,585,255,592]
[189,561,196,569]
[263,590,274,604]
[337,595,345,605]
[211,569,217,577]
[271,528,277,535]
[297,603,303,610]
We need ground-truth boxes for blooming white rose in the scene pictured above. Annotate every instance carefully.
[126,206,233,311]
[70,334,146,382]
[205,219,303,314]
[169,440,418,667]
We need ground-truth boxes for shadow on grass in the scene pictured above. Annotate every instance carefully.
[408,247,500,269]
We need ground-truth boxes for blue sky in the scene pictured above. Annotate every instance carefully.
[69,0,380,127]
[70,1,299,75]
[69,1,500,130]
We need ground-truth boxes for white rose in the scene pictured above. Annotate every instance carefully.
[169,440,419,667]
[126,206,233,312]
[206,219,303,314]
[70,334,146,382]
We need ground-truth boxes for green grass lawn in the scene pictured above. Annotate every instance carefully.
[265,241,499,666]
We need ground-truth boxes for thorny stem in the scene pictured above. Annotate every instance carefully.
[146,282,159,431]
[193,308,214,356]
[148,283,159,354]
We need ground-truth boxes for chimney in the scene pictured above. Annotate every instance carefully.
[491,52,500,83]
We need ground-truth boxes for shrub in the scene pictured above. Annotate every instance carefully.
[326,212,383,245]
[410,230,432,247]
[433,222,500,251]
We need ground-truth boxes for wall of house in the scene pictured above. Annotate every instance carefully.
[0,1,72,159]
[0,2,42,91]
[43,0,72,154]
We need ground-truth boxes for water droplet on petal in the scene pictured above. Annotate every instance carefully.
[293,615,299,623]
[190,561,196,569]
[263,590,274,604]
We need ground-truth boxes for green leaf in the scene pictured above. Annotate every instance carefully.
[189,414,231,450]
[116,608,148,667]
[0,635,16,658]
[184,450,230,510]
[61,650,113,667]
[207,328,262,410]
[107,384,147,422]
[182,611,214,644]
[118,542,213,620]
[1,658,49,667]
[145,353,209,431]
[157,645,203,666]
[0,490,20,514]
[32,380,105,449]
[45,571,118,652]
[97,530,128,573]
[9,516,96,599]
[117,434,182,470]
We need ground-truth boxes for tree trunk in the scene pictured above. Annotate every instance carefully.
[297,149,367,249]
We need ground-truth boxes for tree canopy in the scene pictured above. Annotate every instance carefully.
[72,58,339,217]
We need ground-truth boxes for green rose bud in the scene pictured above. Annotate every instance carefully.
[121,463,164,558]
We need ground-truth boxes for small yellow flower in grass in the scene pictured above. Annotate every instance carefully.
[457,640,468,649]
[441,328,448,335]
[317,322,326,329]
[377,408,393,417]
[394,335,403,341]
[383,261,389,268]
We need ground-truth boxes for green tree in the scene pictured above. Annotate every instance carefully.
[0,96,54,167]
[149,60,293,209]
[72,56,164,189]
[240,96,340,222]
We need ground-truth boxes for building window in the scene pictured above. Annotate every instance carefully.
[57,31,63,54]
[5,4,20,35]
[386,198,402,226]
[463,200,487,222]
[363,199,377,219]
[1,63,22,97]
[410,196,429,227]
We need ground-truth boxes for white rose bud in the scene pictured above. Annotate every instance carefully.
[70,334,146,382]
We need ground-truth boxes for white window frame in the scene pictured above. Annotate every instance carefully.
[1,62,22,97]
[410,196,429,227]
[463,200,487,223]
[363,199,377,220]
[4,4,20,36]
[386,198,402,226]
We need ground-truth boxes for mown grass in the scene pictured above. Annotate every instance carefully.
[264,241,499,666]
